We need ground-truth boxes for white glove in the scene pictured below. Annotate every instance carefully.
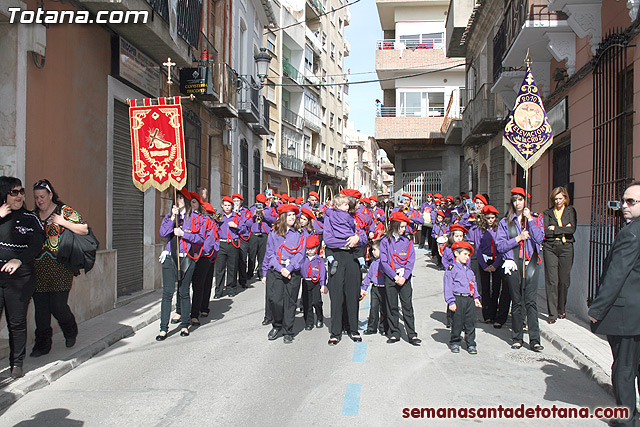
[159,250,170,264]
[503,259,518,275]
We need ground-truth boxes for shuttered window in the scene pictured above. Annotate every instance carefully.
[113,100,143,296]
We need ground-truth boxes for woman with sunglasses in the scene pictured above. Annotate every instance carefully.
[30,179,88,357]
[0,177,45,378]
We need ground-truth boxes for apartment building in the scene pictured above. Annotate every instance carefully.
[262,0,350,202]
[344,125,381,197]
[448,0,640,321]
[374,0,466,206]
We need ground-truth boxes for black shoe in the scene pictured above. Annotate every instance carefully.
[65,336,77,348]
[262,318,272,326]
[387,336,400,344]
[363,330,377,335]
[228,290,237,297]
[171,317,181,324]
[30,345,51,357]
[268,328,280,340]
[348,333,362,342]
[360,264,368,274]
[283,335,294,344]
[493,322,503,329]
[409,337,422,346]
[450,344,460,353]
[328,336,341,346]
[200,311,209,318]
[330,260,338,275]
[156,333,167,341]
[316,319,324,328]
[305,325,313,331]
[180,329,189,337]
[10,366,24,379]
[531,343,544,352]
[446,320,451,328]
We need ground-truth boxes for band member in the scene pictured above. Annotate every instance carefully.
[262,204,304,344]
[355,197,375,271]
[392,193,424,238]
[214,196,246,298]
[420,193,435,249]
[380,212,421,346]
[495,187,545,351]
[300,234,326,330]
[431,211,449,267]
[369,197,386,223]
[157,188,205,340]
[231,194,251,289]
[325,190,367,345]
[199,202,219,317]
[248,194,275,281]
[299,208,317,243]
[295,197,304,206]
[302,191,325,245]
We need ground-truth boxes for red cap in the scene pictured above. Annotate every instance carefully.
[277,204,299,216]
[202,202,215,214]
[256,194,267,204]
[402,193,412,200]
[360,197,370,204]
[232,193,244,201]
[511,187,531,198]
[451,241,474,256]
[462,194,470,199]
[274,193,281,199]
[190,192,204,205]
[309,191,319,199]
[449,224,468,234]
[482,205,499,215]
[295,197,304,205]
[426,193,433,197]
[389,211,411,223]
[434,199,442,204]
[179,187,192,200]
[222,196,233,204]
[280,193,289,201]
[436,210,446,217]
[340,189,362,199]
[306,234,320,249]
[300,208,315,220]
[434,193,443,199]
[473,194,488,205]
[370,196,378,202]
[446,195,454,201]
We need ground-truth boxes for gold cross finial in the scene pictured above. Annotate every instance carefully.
[163,58,176,85]
[524,49,532,68]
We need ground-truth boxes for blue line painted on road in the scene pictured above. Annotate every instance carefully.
[342,383,362,416]
[352,342,367,362]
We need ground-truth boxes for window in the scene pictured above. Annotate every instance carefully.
[184,109,201,191]
[338,52,343,69]
[305,45,313,71]
[330,77,335,95]
[321,69,327,85]
[399,32,444,49]
[267,32,276,53]
[329,113,335,129]
[338,19,343,35]
[240,139,249,198]
[322,32,327,50]
[337,151,342,165]
[304,90,319,115]
[337,118,342,133]
[321,143,327,161]
[266,82,276,103]
[398,90,446,117]
[330,43,335,59]
[321,106,327,123]
[329,147,335,164]
[253,149,261,200]
[337,85,342,100]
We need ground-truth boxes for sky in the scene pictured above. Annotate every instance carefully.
[344,0,382,137]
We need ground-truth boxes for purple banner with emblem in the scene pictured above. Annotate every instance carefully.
[502,65,553,170]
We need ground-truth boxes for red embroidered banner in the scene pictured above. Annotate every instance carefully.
[128,97,187,192]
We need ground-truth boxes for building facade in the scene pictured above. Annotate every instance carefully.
[375,0,466,206]
[344,125,382,197]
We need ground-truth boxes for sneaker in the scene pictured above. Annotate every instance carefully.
[467,346,478,355]
[450,344,460,353]
[283,335,294,344]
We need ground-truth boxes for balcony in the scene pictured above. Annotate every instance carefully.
[344,39,351,57]
[375,107,446,140]
[252,96,270,135]
[376,41,465,82]
[304,110,322,133]
[280,154,304,174]
[343,102,350,118]
[283,59,305,87]
[210,63,237,118]
[78,0,202,67]
[238,77,260,123]
[304,150,322,168]
[445,0,475,58]
[306,0,323,17]
[282,107,304,129]
[461,84,508,146]
[306,27,322,54]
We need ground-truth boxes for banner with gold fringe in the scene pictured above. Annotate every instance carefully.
[502,64,553,170]
[128,96,187,192]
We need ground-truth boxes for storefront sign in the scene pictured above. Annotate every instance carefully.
[179,67,214,96]
[114,37,160,97]
[548,97,568,137]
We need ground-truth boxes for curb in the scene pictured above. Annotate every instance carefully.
[0,306,162,412]
[539,325,613,397]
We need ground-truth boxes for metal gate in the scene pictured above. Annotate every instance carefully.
[588,31,633,305]
[401,171,442,206]
[113,100,144,297]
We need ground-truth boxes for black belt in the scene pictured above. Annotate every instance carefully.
[253,233,266,236]
[453,292,472,297]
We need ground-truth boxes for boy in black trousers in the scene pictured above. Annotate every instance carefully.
[360,240,388,336]
[444,241,482,354]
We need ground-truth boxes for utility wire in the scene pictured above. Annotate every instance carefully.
[265,0,361,34]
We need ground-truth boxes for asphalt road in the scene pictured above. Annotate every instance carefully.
[0,250,615,426]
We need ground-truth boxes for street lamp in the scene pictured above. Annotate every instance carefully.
[236,47,272,91]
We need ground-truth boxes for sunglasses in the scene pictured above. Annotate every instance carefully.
[622,198,640,207]
[8,188,25,196]
[33,180,52,193]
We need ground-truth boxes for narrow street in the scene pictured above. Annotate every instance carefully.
[1,251,613,426]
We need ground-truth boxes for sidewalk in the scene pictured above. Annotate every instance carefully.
[0,250,615,412]
[0,289,165,411]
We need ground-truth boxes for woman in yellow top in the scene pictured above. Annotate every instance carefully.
[30,179,88,357]
[542,187,577,324]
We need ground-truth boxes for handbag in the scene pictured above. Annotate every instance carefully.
[57,226,100,276]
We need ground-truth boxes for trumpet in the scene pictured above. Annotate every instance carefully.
[313,208,324,219]
[213,213,224,222]
[254,210,264,223]
[403,206,410,214]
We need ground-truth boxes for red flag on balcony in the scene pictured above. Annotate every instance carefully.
[128,97,187,192]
